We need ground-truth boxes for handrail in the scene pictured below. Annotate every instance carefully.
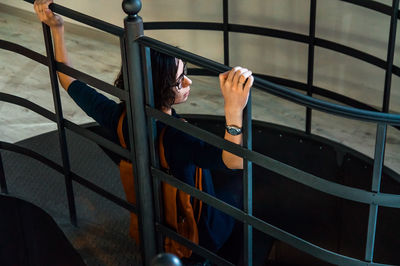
[139,36,400,126]
[2,1,399,265]
[0,40,127,100]
[0,141,136,213]
[152,167,391,266]
[147,107,400,209]
[18,0,400,114]
[23,0,124,36]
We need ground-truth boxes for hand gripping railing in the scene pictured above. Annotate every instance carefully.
[0,0,399,265]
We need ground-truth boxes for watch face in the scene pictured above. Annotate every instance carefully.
[226,125,242,135]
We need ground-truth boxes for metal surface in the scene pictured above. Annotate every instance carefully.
[146,107,400,208]
[123,2,157,263]
[0,141,136,213]
[0,151,7,194]
[63,120,131,160]
[306,0,316,134]
[151,167,390,266]
[223,0,229,66]
[23,0,124,36]
[142,45,164,252]
[365,123,387,262]
[156,224,234,266]
[243,92,253,265]
[42,24,77,226]
[382,0,399,113]
[139,36,400,126]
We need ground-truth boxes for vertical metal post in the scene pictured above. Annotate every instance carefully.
[382,0,399,113]
[42,24,77,226]
[223,0,229,66]
[0,151,8,194]
[142,46,163,251]
[305,0,316,134]
[243,91,253,266]
[366,2,398,259]
[365,123,387,262]
[122,1,157,264]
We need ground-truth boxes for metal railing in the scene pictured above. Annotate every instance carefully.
[0,0,399,265]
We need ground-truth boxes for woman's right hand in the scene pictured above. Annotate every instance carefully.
[219,66,253,114]
[34,0,63,28]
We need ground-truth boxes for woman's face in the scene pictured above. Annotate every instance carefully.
[173,59,192,105]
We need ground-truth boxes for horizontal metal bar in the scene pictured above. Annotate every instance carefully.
[229,24,308,43]
[315,38,386,70]
[63,120,131,160]
[248,214,388,266]
[156,224,234,266]
[141,24,400,78]
[0,40,128,100]
[0,39,47,65]
[23,0,124,36]
[152,167,390,266]
[152,167,244,220]
[186,69,398,121]
[56,62,129,100]
[139,36,400,125]
[3,38,399,128]
[0,141,136,213]
[340,0,393,16]
[148,107,400,208]
[70,172,136,213]
[144,22,224,31]
[0,92,57,122]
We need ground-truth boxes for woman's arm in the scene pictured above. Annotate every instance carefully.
[34,0,75,90]
[219,67,254,169]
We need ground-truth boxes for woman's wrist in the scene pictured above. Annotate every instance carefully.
[50,24,64,33]
[224,108,243,127]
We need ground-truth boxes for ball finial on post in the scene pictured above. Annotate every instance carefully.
[151,253,182,266]
[122,0,142,17]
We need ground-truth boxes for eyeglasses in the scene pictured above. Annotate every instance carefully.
[174,63,188,90]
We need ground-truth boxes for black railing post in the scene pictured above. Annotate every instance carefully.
[305,0,316,134]
[0,152,8,194]
[243,91,253,265]
[141,45,164,252]
[365,123,387,262]
[42,24,77,226]
[122,0,157,264]
[223,0,229,66]
[366,1,398,259]
[382,0,399,113]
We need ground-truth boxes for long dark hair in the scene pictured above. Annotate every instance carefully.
[114,50,178,110]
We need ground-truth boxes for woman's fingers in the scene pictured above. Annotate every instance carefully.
[219,71,229,89]
[227,66,240,83]
[243,75,254,95]
[232,68,248,87]
[238,70,252,86]
[34,0,53,19]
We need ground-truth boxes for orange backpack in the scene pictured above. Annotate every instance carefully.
[159,124,203,258]
[117,111,202,258]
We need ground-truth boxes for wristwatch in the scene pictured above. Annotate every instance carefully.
[225,124,242,136]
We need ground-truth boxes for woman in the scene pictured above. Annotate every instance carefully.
[34,0,254,262]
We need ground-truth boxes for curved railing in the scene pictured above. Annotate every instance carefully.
[0,0,399,265]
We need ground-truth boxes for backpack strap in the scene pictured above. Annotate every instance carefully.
[159,125,203,258]
[117,109,127,149]
[116,109,140,244]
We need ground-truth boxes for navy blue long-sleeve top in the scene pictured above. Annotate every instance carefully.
[68,80,238,251]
